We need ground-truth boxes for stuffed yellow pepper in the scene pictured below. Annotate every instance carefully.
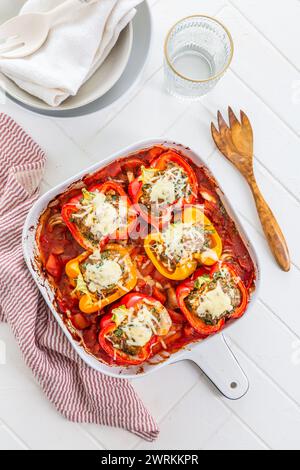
[66,244,137,314]
[144,205,222,281]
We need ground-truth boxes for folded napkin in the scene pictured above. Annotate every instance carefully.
[0,0,143,106]
[0,114,159,441]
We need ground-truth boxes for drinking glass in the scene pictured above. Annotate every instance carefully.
[164,15,234,100]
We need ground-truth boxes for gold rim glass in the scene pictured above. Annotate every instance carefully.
[164,15,234,100]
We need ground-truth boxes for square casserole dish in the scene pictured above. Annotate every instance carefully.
[23,139,260,395]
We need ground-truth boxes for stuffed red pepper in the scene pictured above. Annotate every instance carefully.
[62,182,135,250]
[129,150,198,227]
[99,293,172,365]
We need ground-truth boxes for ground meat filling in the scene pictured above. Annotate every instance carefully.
[185,269,242,326]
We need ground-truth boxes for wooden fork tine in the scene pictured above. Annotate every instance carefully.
[211,122,220,142]
[240,110,252,130]
[228,106,240,128]
[217,110,228,132]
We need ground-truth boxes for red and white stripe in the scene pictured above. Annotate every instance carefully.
[0,114,159,442]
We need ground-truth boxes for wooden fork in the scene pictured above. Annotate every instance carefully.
[211,107,290,272]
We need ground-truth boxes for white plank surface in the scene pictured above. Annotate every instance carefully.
[1,0,300,450]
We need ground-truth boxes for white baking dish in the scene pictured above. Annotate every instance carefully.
[23,139,260,399]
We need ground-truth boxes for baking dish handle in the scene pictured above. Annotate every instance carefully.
[187,334,249,400]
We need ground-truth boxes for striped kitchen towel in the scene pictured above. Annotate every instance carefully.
[0,113,158,442]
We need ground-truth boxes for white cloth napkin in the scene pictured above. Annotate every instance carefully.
[0,0,143,107]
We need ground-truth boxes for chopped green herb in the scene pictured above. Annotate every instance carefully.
[194,275,210,289]
[213,271,226,281]
[82,188,94,201]
[114,328,123,338]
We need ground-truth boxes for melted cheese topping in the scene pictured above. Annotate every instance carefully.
[150,180,176,204]
[74,191,125,239]
[197,282,233,320]
[123,324,153,347]
[91,193,118,236]
[141,164,190,205]
[112,302,171,347]
[201,248,219,263]
[161,222,205,263]
[84,259,122,292]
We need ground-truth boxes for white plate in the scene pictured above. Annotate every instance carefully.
[0,0,133,111]
[23,139,261,399]
[1,1,152,117]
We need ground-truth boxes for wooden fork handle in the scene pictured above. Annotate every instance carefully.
[248,178,291,272]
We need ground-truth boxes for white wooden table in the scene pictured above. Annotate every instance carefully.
[1,0,300,451]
